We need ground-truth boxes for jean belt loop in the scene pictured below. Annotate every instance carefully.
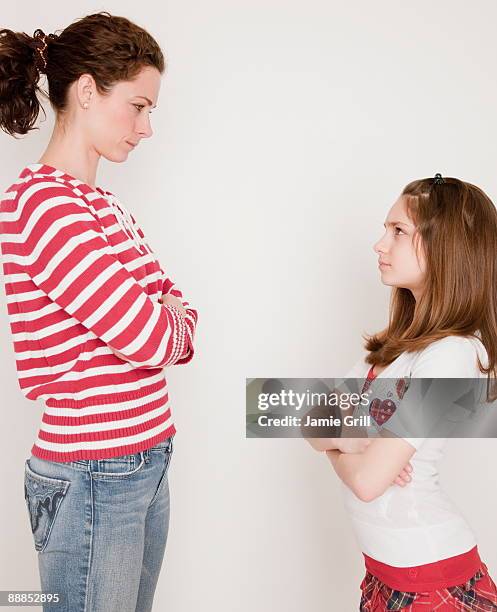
[143,449,150,464]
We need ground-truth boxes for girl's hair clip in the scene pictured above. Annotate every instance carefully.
[433,173,445,185]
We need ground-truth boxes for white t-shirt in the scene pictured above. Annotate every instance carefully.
[341,334,489,567]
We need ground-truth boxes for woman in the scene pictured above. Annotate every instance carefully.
[0,12,197,612]
[309,175,497,610]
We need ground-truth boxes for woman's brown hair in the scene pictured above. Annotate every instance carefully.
[364,176,497,397]
[0,11,165,137]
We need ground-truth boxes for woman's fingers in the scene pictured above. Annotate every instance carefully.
[160,294,187,317]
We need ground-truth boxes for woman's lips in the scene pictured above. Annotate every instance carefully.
[379,263,391,268]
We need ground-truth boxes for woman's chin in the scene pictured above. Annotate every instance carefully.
[102,150,130,163]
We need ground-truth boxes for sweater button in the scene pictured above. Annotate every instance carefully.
[408,568,418,579]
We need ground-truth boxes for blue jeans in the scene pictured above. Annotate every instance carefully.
[23,436,174,612]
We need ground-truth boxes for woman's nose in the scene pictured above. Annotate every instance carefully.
[137,114,153,139]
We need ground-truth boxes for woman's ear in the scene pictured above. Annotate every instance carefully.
[76,73,95,109]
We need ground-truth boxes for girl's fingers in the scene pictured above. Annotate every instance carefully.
[392,464,415,486]
[393,470,412,486]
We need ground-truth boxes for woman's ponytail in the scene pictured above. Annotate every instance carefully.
[0,28,52,137]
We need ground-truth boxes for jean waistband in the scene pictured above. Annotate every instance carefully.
[56,435,174,470]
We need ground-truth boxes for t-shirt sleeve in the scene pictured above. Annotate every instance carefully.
[19,179,192,369]
[401,436,425,450]
[410,336,482,378]
[388,337,482,450]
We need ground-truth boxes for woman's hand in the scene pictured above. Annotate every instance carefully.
[159,293,187,317]
[392,461,413,487]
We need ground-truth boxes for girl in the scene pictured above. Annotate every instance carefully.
[0,13,197,612]
[310,175,497,610]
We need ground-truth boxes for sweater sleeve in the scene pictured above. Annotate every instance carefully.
[19,179,191,370]
[127,210,198,366]
[160,269,197,365]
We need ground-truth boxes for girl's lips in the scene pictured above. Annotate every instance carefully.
[379,263,391,268]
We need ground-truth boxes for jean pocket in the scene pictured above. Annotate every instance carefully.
[149,436,174,453]
[23,460,70,553]
[92,452,146,480]
[149,444,173,506]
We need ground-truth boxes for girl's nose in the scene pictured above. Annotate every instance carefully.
[373,239,384,255]
[373,231,389,255]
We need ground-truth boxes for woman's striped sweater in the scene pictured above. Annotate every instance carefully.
[0,163,198,462]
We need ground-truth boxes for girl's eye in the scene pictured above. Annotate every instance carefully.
[394,226,405,235]
[133,104,145,111]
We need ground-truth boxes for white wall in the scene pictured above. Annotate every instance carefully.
[1,1,496,610]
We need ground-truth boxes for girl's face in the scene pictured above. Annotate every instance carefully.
[81,65,161,163]
[373,195,426,301]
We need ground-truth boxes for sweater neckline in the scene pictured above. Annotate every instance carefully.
[25,162,110,196]
[24,162,146,252]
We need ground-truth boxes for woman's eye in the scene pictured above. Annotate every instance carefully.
[394,226,405,235]
[133,104,145,111]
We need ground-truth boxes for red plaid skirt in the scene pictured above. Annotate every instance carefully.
[359,562,497,611]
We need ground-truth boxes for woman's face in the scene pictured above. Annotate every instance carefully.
[373,195,426,301]
[79,65,161,163]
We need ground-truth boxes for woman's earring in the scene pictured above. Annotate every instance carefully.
[83,102,89,109]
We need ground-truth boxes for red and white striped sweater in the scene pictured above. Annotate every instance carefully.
[0,163,198,462]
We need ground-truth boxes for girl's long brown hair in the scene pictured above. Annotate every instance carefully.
[364,176,497,398]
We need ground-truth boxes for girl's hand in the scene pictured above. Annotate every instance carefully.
[305,437,372,453]
[336,438,373,454]
[392,461,413,487]
[159,293,187,317]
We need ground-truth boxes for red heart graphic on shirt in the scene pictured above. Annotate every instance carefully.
[396,378,407,400]
[369,398,397,425]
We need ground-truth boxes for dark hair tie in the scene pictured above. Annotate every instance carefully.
[433,173,445,185]
[32,28,58,73]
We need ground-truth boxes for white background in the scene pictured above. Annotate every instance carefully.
[1,1,497,610]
